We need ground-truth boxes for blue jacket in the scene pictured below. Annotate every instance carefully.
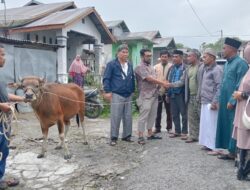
[103,58,135,97]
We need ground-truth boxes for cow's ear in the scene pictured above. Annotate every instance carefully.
[39,78,46,86]
[8,82,21,88]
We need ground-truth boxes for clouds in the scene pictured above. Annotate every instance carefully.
[3,0,250,48]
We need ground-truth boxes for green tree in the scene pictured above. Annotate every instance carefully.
[202,37,242,57]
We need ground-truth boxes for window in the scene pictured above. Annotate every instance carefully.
[43,36,46,43]
[82,18,85,24]
[55,39,58,44]
[35,35,39,42]
[26,33,30,40]
[49,38,52,44]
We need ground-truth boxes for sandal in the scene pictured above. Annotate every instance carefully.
[138,137,145,145]
[169,133,181,138]
[207,151,221,156]
[0,177,19,188]
[147,135,162,140]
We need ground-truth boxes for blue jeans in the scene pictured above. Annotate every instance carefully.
[0,123,9,179]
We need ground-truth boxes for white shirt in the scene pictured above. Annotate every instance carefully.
[121,62,128,79]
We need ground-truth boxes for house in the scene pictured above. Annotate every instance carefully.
[0,0,115,83]
[104,20,176,66]
[152,37,176,65]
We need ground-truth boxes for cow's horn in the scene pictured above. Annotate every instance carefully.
[41,73,47,82]
[18,75,22,82]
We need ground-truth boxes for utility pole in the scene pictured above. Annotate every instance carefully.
[1,0,7,37]
[220,29,223,58]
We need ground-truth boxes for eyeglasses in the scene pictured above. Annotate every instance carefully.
[145,54,152,57]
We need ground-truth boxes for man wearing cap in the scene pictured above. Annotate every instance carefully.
[103,44,135,146]
[198,48,223,155]
[154,50,173,134]
[167,49,202,142]
[167,50,188,139]
[216,38,248,160]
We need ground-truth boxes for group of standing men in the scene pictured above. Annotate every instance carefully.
[102,37,250,180]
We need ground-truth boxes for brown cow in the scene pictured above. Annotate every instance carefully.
[17,76,87,160]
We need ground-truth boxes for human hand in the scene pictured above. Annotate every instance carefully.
[0,103,11,113]
[162,81,171,88]
[103,93,112,102]
[227,103,234,110]
[210,103,218,110]
[233,91,242,101]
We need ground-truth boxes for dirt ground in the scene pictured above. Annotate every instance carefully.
[7,112,143,190]
[5,112,250,190]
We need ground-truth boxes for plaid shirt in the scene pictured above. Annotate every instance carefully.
[168,64,185,97]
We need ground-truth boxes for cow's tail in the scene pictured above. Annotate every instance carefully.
[76,114,80,127]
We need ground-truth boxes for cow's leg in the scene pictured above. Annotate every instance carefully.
[37,125,48,158]
[80,121,88,145]
[55,121,70,150]
[64,120,70,138]
[79,110,88,145]
[57,119,71,160]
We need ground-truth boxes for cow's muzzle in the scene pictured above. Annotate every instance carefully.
[25,93,34,100]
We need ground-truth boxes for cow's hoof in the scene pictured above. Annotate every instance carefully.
[37,154,44,158]
[64,154,72,160]
[83,142,88,145]
[55,145,62,150]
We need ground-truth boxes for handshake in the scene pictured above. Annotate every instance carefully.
[161,80,172,89]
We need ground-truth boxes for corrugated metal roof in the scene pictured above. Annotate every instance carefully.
[105,20,123,28]
[9,7,115,44]
[17,7,92,27]
[105,20,130,33]
[0,1,76,27]
[116,31,161,43]
[0,37,63,50]
[153,37,175,48]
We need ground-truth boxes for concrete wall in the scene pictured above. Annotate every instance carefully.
[66,16,102,44]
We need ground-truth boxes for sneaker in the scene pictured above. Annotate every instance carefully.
[110,140,117,146]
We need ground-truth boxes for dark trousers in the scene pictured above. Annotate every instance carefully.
[0,123,9,179]
[170,94,188,134]
[237,149,250,180]
[155,95,172,131]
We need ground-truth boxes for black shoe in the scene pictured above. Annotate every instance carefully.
[217,154,235,160]
[153,130,161,134]
[147,135,162,140]
[122,137,134,142]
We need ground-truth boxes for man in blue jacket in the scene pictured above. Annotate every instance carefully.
[103,44,135,146]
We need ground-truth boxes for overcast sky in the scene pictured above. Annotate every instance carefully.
[2,0,250,49]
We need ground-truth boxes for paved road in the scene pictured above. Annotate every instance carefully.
[108,132,250,190]
[5,113,250,190]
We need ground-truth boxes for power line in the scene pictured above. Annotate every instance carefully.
[186,0,213,36]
